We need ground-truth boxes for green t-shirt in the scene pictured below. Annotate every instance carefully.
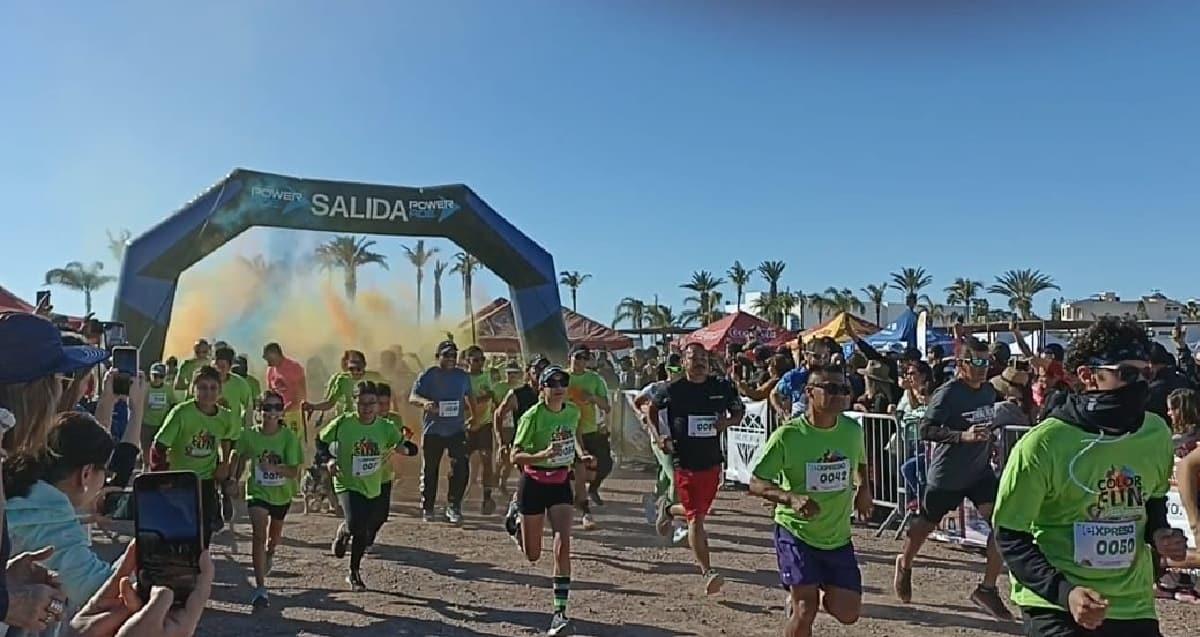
[154,400,239,479]
[242,373,262,403]
[378,413,407,483]
[217,373,253,436]
[751,415,866,550]
[143,383,178,429]
[174,357,209,391]
[469,372,496,429]
[238,426,303,506]
[324,371,386,414]
[992,414,1173,620]
[319,413,402,498]
[567,371,608,435]
[514,402,581,469]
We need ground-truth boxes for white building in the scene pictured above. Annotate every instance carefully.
[724,291,909,331]
[1060,292,1185,321]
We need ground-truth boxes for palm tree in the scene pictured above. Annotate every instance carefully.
[558,271,592,313]
[236,254,278,287]
[917,294,950,325]
[403,240,440,327]
[613,297,648,329]
[452,253,484,340]
[647,304,693,350]
[432,260,448,320]
[757,260,787,308]
[106,229,132,265]
[681,270,725,326]
[890,267,933,308]
[807,292,832,324]
[727,261,752,309]
[778,289,801,328]
[44,261,115,315]
[860,283,888,327]
[988,269,1060,319]
[825,287,865,316]
[683,290,725,326]
[314,235,388,301]
[944,277,984,324]
[972,298,991,322]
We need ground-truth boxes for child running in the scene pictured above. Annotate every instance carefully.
[510,365,595,636]
[375,382,418,526]
[750,364,874,637]
[237,390,303,609]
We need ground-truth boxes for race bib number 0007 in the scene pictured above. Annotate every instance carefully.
[806,460,850,493]
[352,455,382,477]
[256,464,286,487]
[687,415,718,438]
[1073,521,1137,569]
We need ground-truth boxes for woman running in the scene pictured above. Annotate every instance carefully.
[511,365,595,636]
[238,390,303,609]
[317,381,412,590]
[375,382,417,524]
[304,350,384,415]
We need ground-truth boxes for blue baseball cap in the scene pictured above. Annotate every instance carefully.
[539,366,570,387]
[0,312,110,384]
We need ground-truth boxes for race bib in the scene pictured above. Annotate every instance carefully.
[185,446,213,458]
[255,463,286,487]
[148,393,168,409]
[687,415,718,438]
[352,455,382,477]
[806,460,851,493]
[1073,521,1138,569]
[549,438,576,466]
[438,401,461,418]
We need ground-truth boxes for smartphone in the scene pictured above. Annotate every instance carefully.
[35,290,51,312]
[102,321,128,349]
[101,489,134,521]
[112,346,139,376]
[133,471,202,606]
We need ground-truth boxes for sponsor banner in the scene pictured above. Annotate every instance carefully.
[724,400,770,485]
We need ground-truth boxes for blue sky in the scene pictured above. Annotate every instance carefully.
[3,1,1198,327]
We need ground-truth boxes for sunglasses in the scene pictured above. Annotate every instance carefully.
[960,357,991,368]
[809,382,851,396]
[261,403,285,412]
[543,377,569,388]
[1091,364,1146,383]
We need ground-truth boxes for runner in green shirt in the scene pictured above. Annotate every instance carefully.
[173,338,211,391]
[465,345,500,515]
[305,350,384,415]
[993,318,1187,637]
[750,364,873,637]
[142,363,178,462]
[214,346,253,526]
[318,380,410,592]
[511,365,596,637]
[375,382,418,525]
[491,362,526,496]
[566,346,612,524]
[236,390,302,609]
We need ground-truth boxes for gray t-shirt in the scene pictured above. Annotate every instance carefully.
[922,380,997,490]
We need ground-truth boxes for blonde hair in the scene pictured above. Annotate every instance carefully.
[0,375,63,454]
[1168,388,1199,436]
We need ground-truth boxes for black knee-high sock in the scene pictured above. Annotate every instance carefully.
[553,576,570,613]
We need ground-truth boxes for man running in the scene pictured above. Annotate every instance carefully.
[648,342,744,594]
[750,364,873,637]
[893,337,1012,619]
[993,317,1187,636]
[464,345,500,515]
[409,340,474,524]
[495,359,545,497]
[264,342,308,451]
[567,346,611,527]
[633,359,689,544]
[142,362,178,467]
[214,346,255,527]
[174,338,212,391]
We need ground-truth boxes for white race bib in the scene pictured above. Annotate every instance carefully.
[806,460,851,493]
[185,445,213,458]
[1073,521,1138,569]
[255,463,286,487]
[549,438,576,466]
[438,401,461,418]
[148,392,169,409]
[352,455,382,477]
[687,415,718,438]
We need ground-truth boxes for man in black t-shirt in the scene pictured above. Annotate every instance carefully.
[649,343,744,596]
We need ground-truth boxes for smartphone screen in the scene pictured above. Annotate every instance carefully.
[112,346,139,376]
[101,490,134,520]
[102,321,129,348]
[134,471,202,606]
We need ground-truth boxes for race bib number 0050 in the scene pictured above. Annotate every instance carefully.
[352,455,382,477]
[687,415,718,438]
[806,460,850,493]
[1073,521,1137,569]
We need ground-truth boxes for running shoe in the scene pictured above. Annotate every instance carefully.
[969,585,1013,621]
[547,611,572,636]
[421,509,436,523]
[1175,587,1200,604]
[446,505,464,525]
[250,588,270,610]
[264,549,275,577]
[346,571,367,592]
[481,496,497,516]
[654,497,673,537]
[704,569,724,595]
[587,487,604,507]
[672,525,689,545]
[580,513,597,531]
[331,523,349,559]
[1156,583,1178,600]
[893,556,913,603]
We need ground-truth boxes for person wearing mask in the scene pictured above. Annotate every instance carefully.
[263,343,308,448]
[236,390,302,609]
[0,312,109,635]
[491,362,528,497]
[151,365,240,546]
[142,363,177,465]
[648,343,745,595]
[893,338,1012,620]
[408,341,474,524]
[750,364,873,637]
[566,347,611,526]
[318,381,407,591]
[993,317,1186,636]
[5,412,116,632]
[509,366,595,637]
[463,346,500,515]
[174,339,212,391]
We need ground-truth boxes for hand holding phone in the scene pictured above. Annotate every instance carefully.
[133,471,203,607]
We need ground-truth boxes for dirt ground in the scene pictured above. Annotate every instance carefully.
[98,466,1199,637]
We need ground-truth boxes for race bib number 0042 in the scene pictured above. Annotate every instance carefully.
[806,460,850,493]
[352,455,382,478]
[1073,521,1138,569]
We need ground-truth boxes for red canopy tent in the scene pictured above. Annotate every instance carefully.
[463,298,634,354]
[0,285,35,313]
[678,311,785,352]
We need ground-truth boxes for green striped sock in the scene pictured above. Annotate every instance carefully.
[553,576,570,612]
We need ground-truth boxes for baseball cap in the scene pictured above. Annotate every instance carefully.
[0,312,110,384]
[436,340,458,356]
[528,355,551,369]
[539,365,570,386]
[149,363,167,376]
[570,345,591,358]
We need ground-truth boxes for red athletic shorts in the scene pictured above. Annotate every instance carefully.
[675,466,721,522]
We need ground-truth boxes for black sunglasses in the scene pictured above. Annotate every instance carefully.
[261,403,285,412]
[809,382,851,396]
[1091,364,1145,383]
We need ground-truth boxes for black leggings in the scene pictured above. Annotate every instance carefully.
[337,490,390,573]
[1021,607,1161,637]
[581,432,613,490]
[200,479,220,548]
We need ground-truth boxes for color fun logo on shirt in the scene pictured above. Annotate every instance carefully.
[819,450,847,463]
[352,439,381,457]
[258,450,282,466]
[187,430,216,457]
[1087,465,1146,521]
